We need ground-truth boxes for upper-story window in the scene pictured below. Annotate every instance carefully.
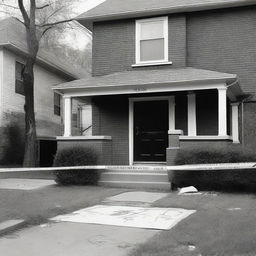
[136,16,168,64]
[15,61,25,96]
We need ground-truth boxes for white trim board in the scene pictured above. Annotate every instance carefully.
[135,16,169,65]
[0,48,3,127]
[59,82,227,98]
[179,135,232,140]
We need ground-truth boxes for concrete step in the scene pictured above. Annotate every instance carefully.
[101,172,168,183]
[98,180,171,190]
[99,167,170,190]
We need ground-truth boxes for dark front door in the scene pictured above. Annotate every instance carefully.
[134,100,168,162]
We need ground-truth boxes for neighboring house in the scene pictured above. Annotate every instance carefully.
[0,17,89,164]
[54,0,256,166]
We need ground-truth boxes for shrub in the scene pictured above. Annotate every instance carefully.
[1,122,24,165]
[169,168,256,192]
[53,146,99,185]
[174,148,256,165]
[170,148,256,192]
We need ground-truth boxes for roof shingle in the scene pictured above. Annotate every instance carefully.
[54,68,237,90]
[77,0,256,28]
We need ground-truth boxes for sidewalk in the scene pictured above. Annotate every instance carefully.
[0,191,193,256]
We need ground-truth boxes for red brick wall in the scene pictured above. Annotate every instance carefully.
[92,14,186,76]
[187,6,256,94]
[92,95,130,165]
[242,102,256,148]
[57,139,113,165]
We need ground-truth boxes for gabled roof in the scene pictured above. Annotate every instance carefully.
[77,0,256,29]
[53,68,242,99]
[0,18,88,80]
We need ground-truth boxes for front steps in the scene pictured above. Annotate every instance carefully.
[99,166,171,190]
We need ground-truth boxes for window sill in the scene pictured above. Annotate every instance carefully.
[132,61,173,68]
[56,136,112,141]
[179,135,232,141]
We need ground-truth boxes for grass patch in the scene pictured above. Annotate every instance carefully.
[0,185,128,225]
[130,192,256,256]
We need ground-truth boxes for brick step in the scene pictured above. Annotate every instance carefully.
[101,172,168,182]
[98,180,171,190]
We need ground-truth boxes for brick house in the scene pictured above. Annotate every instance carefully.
[54,0,256,166]
[0,17,88,164]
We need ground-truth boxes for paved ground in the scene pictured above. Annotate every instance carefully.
[0,179,55,190]
[0,223,158,256]
[0,190,194,255]
[0,180,126,223]
[105,191,169,203]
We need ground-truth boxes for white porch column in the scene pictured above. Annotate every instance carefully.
[187,92,197,136]
[218,88,227,136]
[63,96,72,137]
[168,96,175,131]
[231,102,240,143]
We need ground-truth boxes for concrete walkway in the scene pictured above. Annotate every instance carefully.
[0,191,194,256]
[0,223,158,256]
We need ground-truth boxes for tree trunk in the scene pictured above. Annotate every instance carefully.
[22,58,38,167]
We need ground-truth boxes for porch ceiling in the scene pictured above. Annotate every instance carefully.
[53,67,242,99]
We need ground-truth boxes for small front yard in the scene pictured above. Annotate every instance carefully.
[0,184,127,225]
[130,192,256,256]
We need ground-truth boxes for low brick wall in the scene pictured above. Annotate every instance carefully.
[56,136,113,165]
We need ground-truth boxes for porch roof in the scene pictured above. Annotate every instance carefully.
[53,67,242,99]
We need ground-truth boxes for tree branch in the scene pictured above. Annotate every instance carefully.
[42,5,65,25]
[18,0,30,26]
[36,4,50,10]
[30,0,36,25]
[41,26,54,37]
[0,3,19,10]
[38,18,74,28]
[14,17,25,25]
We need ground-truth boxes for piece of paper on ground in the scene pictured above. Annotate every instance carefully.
[52,205,196,230]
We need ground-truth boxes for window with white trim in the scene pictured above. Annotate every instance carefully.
[136,16,168,64]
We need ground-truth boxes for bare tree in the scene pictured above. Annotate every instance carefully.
[0,0,78,167]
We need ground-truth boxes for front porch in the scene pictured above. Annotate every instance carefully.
[54,68,243,166]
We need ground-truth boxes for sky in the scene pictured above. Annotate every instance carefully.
[0,0,107,50]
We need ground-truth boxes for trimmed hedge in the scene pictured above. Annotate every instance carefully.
[174,148,256,165]
[170,149,256,192]
[53,146,99,185]
[169,168,256,192]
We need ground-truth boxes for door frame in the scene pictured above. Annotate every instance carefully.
[129,96,175,165]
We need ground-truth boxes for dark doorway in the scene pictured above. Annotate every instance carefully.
[134,100,168,162]
[39,140,57,167]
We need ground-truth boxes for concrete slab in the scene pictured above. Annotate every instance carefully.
[0,179,56,190]
[52,205,196,230]
[0,219,25,235]
[106,191,168,203]
[0,222,158,256]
